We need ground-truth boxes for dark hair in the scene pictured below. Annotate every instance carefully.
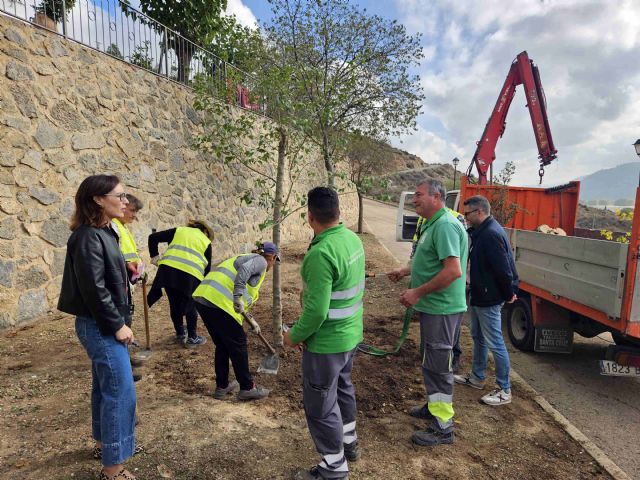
[70,175,120,231]
[126,193,143,211]
[188,219,215,240]
[463,195,491,215]
[308,187,340,224]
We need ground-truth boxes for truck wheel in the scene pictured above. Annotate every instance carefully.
[611,332,640,348]
[507,298,535,351]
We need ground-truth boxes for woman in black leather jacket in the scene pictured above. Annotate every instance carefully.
[58,175,138,480]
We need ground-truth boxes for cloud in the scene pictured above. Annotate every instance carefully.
[225,0,258,29]
[393,0,640,185]
[391,125,465,166]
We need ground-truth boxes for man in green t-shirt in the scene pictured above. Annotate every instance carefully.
[388,178,468,447]
[284,187,364,480]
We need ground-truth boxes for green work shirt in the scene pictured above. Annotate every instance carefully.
[411,207,468,314]
[289,224,365,354]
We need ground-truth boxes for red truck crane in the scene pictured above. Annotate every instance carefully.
[398,51,640,374]
[468,51,558,184]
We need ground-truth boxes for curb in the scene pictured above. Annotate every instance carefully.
[510,370,630,480]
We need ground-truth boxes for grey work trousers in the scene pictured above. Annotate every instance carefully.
[302,348,357,479]
[419,311,464,432]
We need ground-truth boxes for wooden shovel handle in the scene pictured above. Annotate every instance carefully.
[141,275,151,350]
[244,313,276,355]
[257,331,277,356]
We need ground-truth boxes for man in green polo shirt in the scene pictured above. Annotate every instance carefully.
[284,187,364,480]
[388,178,468,447]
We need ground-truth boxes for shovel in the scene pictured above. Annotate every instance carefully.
[243,312,279,375]
[132,274,153,364]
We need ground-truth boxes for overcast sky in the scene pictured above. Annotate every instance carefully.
[228,0,640,186]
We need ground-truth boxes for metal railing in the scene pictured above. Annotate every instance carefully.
[1,0,266,114]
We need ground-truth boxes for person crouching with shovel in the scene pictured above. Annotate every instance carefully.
[192,241,279,401]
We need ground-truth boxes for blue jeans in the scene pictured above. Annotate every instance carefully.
[470,304,511,391]
[75,316,136,466]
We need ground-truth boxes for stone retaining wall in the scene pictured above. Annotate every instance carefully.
[0,15,357,327]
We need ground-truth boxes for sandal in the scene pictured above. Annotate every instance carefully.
[99,468,136,480]
[93,444,144,460]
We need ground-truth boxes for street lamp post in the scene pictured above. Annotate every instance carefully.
[634,139,640,186]
[452,157,460,190]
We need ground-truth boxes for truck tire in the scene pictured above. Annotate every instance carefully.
[507,297,535,351]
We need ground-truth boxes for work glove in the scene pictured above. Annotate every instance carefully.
[244,312,261,335]
[233,297,245,313]
[150,255,160,266]
[250,321,261,335]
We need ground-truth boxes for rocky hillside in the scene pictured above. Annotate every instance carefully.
[367,164,460,202]
[366,146,633,234]
[576,204,632,232]
[385,145,425,171]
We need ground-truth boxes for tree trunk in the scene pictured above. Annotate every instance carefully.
[322,132,336,188]
[177,49,194,84]
[271,128,287,346]
[357,190,364,233]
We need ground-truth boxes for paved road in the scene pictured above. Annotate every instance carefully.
[363,197,640,479]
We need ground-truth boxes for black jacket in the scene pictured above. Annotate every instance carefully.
[58,224,132,335]
[146,228,212,307]
[468,216,519,307]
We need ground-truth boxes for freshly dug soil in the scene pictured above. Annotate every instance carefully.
[0,232,609,479]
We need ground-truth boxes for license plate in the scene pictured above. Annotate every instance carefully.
[599,360,640,377]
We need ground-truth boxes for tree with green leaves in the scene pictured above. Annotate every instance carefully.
[345,134,392,233]
[490,161,520,226]
[261,0,425,187]
[106,43,124,60]
[193,65,318,345]
[121,0,230,82]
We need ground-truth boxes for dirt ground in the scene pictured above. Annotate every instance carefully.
[0,232,610,480]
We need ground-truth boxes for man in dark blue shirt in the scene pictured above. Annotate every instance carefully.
[454,195,518,406]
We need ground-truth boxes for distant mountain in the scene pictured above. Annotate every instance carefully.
[578,162,639,202]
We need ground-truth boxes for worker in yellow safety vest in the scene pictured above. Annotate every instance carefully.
[192,242,279,401]
[147,220,214,347]
[111,194,144,282]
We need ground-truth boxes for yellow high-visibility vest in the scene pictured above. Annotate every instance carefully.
[193,254,266,325]
[157,227,211,281]
[113,218,141,263]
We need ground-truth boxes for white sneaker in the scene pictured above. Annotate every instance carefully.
[453,372,485,390]
[481,388,512,406]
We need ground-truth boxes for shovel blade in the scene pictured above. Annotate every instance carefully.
[257,354,279,375]
[131,349,153,365]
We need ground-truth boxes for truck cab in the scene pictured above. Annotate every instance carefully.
[395,189,460,242]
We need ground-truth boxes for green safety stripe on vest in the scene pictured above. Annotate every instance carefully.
[161,255,205,275]
[427,401,454,423]
[165,244,206,264]
[358,307,413,357]
[123,253,139,261]
[327,300,363,320]
[330,281,365,300]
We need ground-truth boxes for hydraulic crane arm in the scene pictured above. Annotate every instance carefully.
[468,51,557,185]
